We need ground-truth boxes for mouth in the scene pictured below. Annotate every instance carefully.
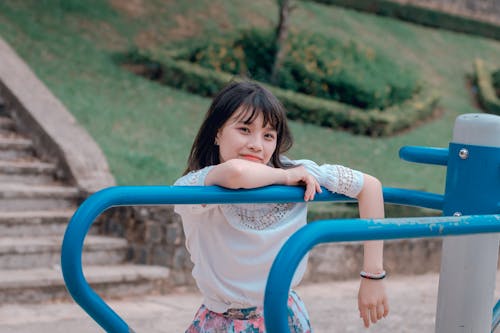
[240,154,263,163]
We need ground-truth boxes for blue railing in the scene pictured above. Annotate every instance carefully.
[61,184,442,333]
[61,142,499,333]
[263,214,500,333]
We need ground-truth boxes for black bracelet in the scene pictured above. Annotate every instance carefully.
[360,270,386,280]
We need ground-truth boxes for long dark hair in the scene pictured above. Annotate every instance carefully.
[184,80,293,174]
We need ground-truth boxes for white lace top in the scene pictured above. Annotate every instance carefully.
[174,158,364,313]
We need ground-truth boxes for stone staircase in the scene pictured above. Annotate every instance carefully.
[0,95,169,304]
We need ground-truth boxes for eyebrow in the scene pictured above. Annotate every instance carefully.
[235,119,276,130]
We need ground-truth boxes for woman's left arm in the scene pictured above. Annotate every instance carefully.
[357,174,390,328]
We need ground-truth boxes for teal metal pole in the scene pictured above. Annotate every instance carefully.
[263,214,500,333]
[435,114,500,333]
[61,185,443,332]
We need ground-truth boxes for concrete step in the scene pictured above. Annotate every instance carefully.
[0,210,76,237]
[0,117,15,132]
[0,235,128,269]
[0,137,34,161]
[0,95,5,114]
[0,264,170,304]
[0,129,17,139]
[0,183,80,211]
[0,160,56,184]
[0,129,25,139]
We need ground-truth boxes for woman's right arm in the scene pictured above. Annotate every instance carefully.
[205,159,322,201]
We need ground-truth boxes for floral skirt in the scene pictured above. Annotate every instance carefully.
[185,291,312,333]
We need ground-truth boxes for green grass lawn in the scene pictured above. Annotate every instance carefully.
[0,0,499,203]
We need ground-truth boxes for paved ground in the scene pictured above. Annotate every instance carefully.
[0,272,499,333]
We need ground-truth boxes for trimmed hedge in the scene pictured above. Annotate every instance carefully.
[474,59,500,115]
[122,49,439,136]
[492,69,500,94]
[187,29,420,110]
[269,82,439,136]
[308,0,500,41]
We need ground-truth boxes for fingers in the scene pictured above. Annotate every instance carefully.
[383,298,390,317]
[370,305,378,324]
[287,166,321,201]
[304,180,314,201]
[359,307,370,328]
[303,175,321,201]
[316,180,322,194]
[377,303,385,320]
[359,300,388,327]
[359,304,381,328]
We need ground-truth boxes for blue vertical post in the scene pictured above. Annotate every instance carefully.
[435,114,500,332]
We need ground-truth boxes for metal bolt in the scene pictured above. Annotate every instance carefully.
[459,148,469,159]
[453,212,462,217]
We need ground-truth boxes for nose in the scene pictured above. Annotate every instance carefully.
[247,135,263,152]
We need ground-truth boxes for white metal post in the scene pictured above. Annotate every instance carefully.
[435,113,500,332]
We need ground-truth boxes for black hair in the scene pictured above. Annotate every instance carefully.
[184,80,293,174]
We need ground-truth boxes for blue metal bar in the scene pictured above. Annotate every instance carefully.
[263,214,500,333]
[492,300,500,331]
[443,143,500,216]
[383,187,443,210]
[61,185,444,333]
[399,146,449,165]
[61,185,355,333]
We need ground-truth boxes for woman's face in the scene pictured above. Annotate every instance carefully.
[216,107,278,165]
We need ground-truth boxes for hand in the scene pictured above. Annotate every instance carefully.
[357,278,389,328]
[284,166,322,201]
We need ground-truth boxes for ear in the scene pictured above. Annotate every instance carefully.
[214,131,220,146]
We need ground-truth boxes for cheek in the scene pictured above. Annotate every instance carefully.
[265,141,278,157]
[218,145,230,162]
[218,139,239,162]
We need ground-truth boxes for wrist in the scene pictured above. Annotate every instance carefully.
[280,168,289,185]
[363,262,384,272]
[360,270,386,280]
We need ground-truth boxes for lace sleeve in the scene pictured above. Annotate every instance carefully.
[174,166,215,186]
[293,159,364,198]
[320,164,364,198]
[174,166,216,215]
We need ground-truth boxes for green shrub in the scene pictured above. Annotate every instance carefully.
[188,37,248,77]
[186,29,275,82]
[492,69,500,96]
[474,59,500,115]
[187,29,420,110]
[118,49,439,136]
[160,57,232,97]
[268,82,439,136]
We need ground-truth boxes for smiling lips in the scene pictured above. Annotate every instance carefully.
[240,154,262,163]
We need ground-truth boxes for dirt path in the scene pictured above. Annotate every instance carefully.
[2,271,500,332]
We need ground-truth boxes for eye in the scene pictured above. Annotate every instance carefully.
[238,127,250,134]
[264,132,276,140]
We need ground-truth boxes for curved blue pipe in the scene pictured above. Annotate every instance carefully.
[399,146,449,165]
[61,185,444,333]
[492,300,500,332]
[61,185,351,332]
[383,187,443,210]
[263,214,500,333]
